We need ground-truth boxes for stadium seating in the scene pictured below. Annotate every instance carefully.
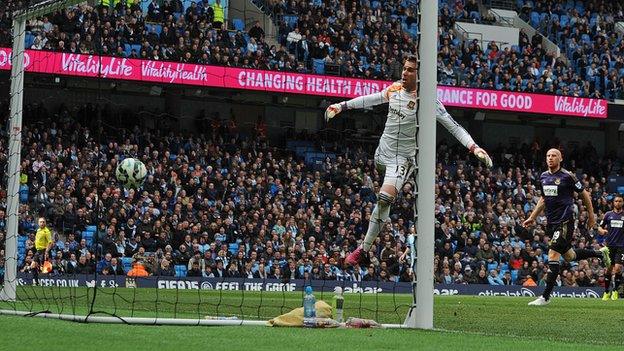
[174,265,188,277]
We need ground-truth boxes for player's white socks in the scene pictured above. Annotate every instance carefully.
[362,202,391,251]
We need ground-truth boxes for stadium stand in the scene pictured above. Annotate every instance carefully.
[0,97,617,287]
[0,0,619,99]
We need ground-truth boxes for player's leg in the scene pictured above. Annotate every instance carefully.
[564,247,611,265]
[529,249,561,306]
[611,249,624,300]
[346,159,413,266]
[362,182,396,250]
[530,223,567,306]
[612,264,622,300]
[603,266,613,301]
[602,246,617,300]
[559,220,610,266]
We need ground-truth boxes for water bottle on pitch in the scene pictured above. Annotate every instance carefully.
[303,286,316,327]
[333,286,344,323]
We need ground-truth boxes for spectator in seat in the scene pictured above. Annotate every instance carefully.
[502,271,513,285]
[158,259,175,276]
[108,257,125,275]
[488,269,504,285]
[475,269,489,284]
[75,255,93,275]
[248,20,264,41]
[147,0,161,21]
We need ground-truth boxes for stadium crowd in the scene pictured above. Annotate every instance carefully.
[514,0,624,99]
[0,100,618,288]
[0,0,621,99]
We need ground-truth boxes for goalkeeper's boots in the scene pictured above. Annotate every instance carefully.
[345,247,367,267]
[602,292,612,301]
[612,290,619,301]
[600,247,612,269]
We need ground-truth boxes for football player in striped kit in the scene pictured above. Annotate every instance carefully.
[325,55,493,267]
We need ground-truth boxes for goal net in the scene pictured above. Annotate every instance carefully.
[0,0,436,328]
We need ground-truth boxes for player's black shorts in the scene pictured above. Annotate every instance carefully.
[547,220,574,255]
[607,246,624,265]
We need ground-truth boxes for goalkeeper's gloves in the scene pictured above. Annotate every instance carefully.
[325,102,346,122]
[470,144,493,168]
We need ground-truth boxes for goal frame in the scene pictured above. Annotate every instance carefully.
[0,0,87,302]
[1,0,437,330]
[403,0,437,330]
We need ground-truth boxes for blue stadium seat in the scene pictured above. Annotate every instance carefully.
[228,243,239,255]
[312,59,325,74]
[140,0,150,14]
[174,265,187,277]
[124,43,133,57]
[283,15,298,29]
[25,33,35,48]
[121,257,133,273]
[530,12,540,27]
[232,18,245,31]
[589,16,597,28]
[145,23,162,35]
[511,270,519,283]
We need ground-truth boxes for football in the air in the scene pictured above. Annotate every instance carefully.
[115,157,147,189]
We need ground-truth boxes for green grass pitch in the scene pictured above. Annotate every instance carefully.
[0,287,622,350]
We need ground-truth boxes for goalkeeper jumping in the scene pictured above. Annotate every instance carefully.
[324,55,493,267]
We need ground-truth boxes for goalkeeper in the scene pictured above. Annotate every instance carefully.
[324,55,493,267]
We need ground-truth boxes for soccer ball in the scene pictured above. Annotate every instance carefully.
[115,158,147,189]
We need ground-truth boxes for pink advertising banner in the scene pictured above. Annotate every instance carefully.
[437,85,608,119]
[0,47,608,119]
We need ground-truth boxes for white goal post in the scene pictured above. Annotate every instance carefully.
[404,0,437,330]
[0,0,88,302]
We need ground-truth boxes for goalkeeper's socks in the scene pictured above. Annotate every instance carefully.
[362,202,390,251]
[573,249,601,260]
[614,273,623,291]
[604,274,612,293]
[542,260,561,301]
